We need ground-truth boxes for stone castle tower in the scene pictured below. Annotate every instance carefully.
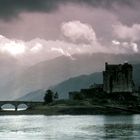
[103,62,134,93]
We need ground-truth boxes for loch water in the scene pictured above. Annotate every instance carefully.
[0,115,140,140]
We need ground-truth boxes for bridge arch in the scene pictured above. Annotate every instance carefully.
[1,103,16,111]
[17,104,28,111]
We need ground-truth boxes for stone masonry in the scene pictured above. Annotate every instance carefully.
[103,62,134,93]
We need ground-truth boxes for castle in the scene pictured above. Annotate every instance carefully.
[103,62,134,93]
[69,62,135,100]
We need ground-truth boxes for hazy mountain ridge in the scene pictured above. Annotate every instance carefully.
[18,63,140,101]
[17,89,46,101]
[1,53,140,100]
[50,72,102,99]
[18,72,102,101]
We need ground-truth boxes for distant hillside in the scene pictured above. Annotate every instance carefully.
[18,89,46,101]
[18,63,140,101]
[12,53,140,99]
[18,72,102,101]
[50,72,102,99]
[0,52,139,100]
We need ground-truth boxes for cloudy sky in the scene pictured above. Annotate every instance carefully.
[0,0,140,65]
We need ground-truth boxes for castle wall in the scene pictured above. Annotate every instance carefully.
[103,63,134,93]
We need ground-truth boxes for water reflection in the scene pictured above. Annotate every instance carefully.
[0,115,140,140]
[103,116,134,139]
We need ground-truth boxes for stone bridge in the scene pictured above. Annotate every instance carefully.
[0,101,43,111]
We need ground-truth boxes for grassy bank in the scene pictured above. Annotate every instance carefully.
[0,99,140,115]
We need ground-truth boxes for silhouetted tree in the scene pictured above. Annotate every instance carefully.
[44,89,54,104]
[54,92,59,99]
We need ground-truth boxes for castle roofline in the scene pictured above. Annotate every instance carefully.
[105,62,132,71]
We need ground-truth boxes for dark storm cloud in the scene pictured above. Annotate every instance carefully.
[0,0,136,20]
[0,0,58,19]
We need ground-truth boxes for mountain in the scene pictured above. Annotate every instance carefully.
[17,89,46,101]
[13,53,140,99]
[1,53,140,100]
[18,63,140,101]
[50,72,102,99]
[18,72,102,101]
